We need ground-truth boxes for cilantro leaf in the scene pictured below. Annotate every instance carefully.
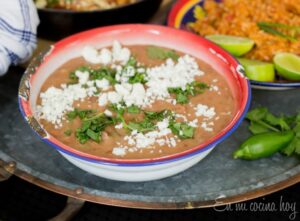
[67,109,95,121]
[147,46,179,61]
[295,138,300,155]
[168,87,188,104]
[281,137,297,156]
[144,110,172,121]
[246,107,268,122]
[64,129,72,136]
[90,68,117,84]
[128,73,147,84]
[296,112,300,123]
[248,121,270,134]
[176,93,188,104]
[75,112,114,144]
[264,113,290,131]
[126,57,137,66]
[124,110,172,133]
[169,120,195,139]
[246,107,281,132]
[168,81,209,104]
[127,121,156,133]
[293,123,300,138]
[86,129,100,142]
[67,109,78,120]
[69,66,117,85]
[127,105,140,114]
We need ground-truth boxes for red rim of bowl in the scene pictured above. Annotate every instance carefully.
[19,24,250,165]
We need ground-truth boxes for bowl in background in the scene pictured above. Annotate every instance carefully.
[37,0,162,40]
[167,0,300,90]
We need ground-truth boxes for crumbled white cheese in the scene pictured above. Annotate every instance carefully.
[145,55,204,104]
[115,83,132,97]
[195,104,216,119]
[111,83,146,107]
[75,70,89,85]
[210,85,219,92]
[112,41,131,64]
[169,137,177,147]
[98,48,112,65]
[137,68,145,73]
[175,113,188,122]
[82,46,102,64]
[104,109,112,116]
[36,84,88,125]
[115,123,123,129]
[98,93,108,106]
[201,122,213,132]
[156,118,169,131]
[107,54,204,109]
[107,91,122,104]
[112,147,126,156]
[112,119,178,156]
[86,86,97,97]
[95,79,110,90]
[82,41,130,65]
[188,119,198,127]
[125,83,146,107]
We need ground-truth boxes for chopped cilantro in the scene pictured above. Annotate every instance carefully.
[144,110,172,121]
[68,66,117,85]
[121,57,147,84]
[176,93,188,104]
[168,81,209,104]
[86,129,100,142]
[127,105,140,114]
[168,120,195,139]
[64,129,72,136]
[90,67,117,84]
[127,120,156,133]
[75,112,114,144]
[67,110,78,120]
[125,110,173,133]
[126,57,137,66]
[128,72,147,84]
[67,109,95,121]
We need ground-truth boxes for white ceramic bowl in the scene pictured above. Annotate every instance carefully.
[19,24,251,182]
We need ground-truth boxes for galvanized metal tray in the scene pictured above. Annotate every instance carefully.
[0,68,299,209]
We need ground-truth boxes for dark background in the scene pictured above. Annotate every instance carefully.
[0,175,299,221]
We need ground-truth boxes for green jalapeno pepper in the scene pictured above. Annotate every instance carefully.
[233,131,295,160]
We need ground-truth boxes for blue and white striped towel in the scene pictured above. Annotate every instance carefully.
[0,0,39,75]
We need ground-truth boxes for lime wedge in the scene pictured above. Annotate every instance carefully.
[206,35,255,56]
[273,53,300,80]
[238,58,275,82]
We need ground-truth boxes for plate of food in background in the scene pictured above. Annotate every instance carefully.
[34,0,162,40]
[168,0,300,90]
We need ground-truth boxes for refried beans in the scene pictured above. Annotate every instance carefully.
[36,42,235,159]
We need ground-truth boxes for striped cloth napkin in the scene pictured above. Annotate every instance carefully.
[0,0,39,75]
